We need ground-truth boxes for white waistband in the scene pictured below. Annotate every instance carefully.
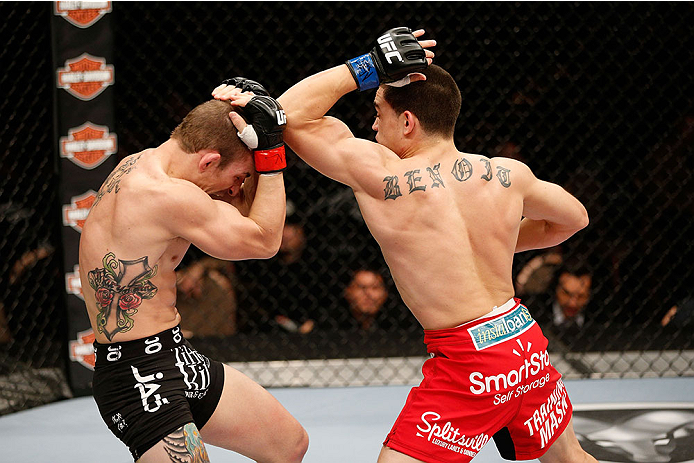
[455,297,517,328]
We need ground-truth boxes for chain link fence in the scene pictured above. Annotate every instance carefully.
[0,2,72,415]
[1,2,693,412]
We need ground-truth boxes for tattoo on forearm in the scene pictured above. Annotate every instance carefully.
[93,153,143,208]
[88,252,158,341]
[163,423,210,463]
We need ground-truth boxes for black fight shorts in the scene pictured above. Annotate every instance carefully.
[92,325,225,460]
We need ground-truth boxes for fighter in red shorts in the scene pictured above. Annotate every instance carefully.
[384,298,572,461]
[215,27,597,462]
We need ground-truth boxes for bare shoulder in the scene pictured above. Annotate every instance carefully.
[486,156,535,189]
[340,137,400,194]
[146,176,212,216]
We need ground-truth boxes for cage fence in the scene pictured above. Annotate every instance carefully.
[1,2,693,414]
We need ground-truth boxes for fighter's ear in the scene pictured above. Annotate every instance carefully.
[198,150,221,172]
[402,111,417,136]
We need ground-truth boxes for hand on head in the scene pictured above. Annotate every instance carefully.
[403,29,436,84]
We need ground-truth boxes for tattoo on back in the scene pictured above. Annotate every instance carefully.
[88,252,158,341]
[480,157,493,181]
[383,175,402,200]
[496,165,512,187]
[92,153,143,208]
[452,157,473,182]
[163,423,210,463]
[381,157,512,200]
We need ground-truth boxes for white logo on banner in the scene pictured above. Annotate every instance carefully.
[57,53,115,101]
[54,1,112,28]
[60,122,117,169]
[62,190,97,233]
[65,264,83,300]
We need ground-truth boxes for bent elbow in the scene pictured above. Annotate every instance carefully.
[258,230,282,259]
[578,207,589,231]
[262,238,281,259]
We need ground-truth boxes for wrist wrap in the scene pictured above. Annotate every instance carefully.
[346,54,380,91]
[254,145,286,174]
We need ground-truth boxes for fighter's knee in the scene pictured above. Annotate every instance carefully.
[287,425,309,462]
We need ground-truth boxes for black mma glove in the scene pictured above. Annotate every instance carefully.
[237,95,287,174]
[220,77,270,96]
[346,26,428,92]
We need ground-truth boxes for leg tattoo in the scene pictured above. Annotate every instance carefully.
[162,423,210,463]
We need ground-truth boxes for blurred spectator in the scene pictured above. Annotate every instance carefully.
[175,257,237,338]
[0,235,56,346]
[550,262,593,330]
[272,221,316,334]
[0,305,10,344]
[341,269,388,332]
[236,218,318,334]
[660,296,694,328]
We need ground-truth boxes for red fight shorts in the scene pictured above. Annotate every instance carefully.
[384,298,572,462]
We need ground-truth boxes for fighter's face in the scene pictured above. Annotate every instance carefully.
[215,154,254,196]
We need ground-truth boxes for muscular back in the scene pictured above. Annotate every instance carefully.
[356,152,524,329]
[280,64,587,331]
[79,151,187,343]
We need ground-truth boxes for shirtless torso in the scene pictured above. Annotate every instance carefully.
[79,149,186,344]
[78,97,308,462]
[242,31,593,462]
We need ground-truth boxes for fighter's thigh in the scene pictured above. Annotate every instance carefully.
[199,364,308,461]
[538,417,594,463]
[378,446,427,463]
[137,422,209,463]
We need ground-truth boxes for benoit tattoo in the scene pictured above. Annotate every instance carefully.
[382,157,512,200]
[92,153,144,208]
[88,252,158,341]
[480,157,493,181]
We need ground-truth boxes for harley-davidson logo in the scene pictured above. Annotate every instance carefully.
[57,53,115,101]
[62,190,97,233]
[69,328,95,370]
[66,265,84,300]
[60,122,117,169]
[54,1,112,29]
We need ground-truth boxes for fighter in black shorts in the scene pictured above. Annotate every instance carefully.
[93,325,224,460]
[79,79,308,462]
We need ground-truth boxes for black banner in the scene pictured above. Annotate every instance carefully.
[51,1,116,396]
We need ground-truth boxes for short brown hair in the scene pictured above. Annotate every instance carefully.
[170,99,249,167]
[382,64,461,138]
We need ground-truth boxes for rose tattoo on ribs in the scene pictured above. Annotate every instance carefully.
[88,252,158,341]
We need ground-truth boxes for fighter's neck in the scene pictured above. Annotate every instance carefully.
[397,137,458,160]
[153,139,196,182]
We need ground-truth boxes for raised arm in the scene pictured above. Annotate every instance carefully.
[171,89,288,260]
[164,176,285,260]
[278,65,389,191]
[515,163,589,252]
[215,28,435,194]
